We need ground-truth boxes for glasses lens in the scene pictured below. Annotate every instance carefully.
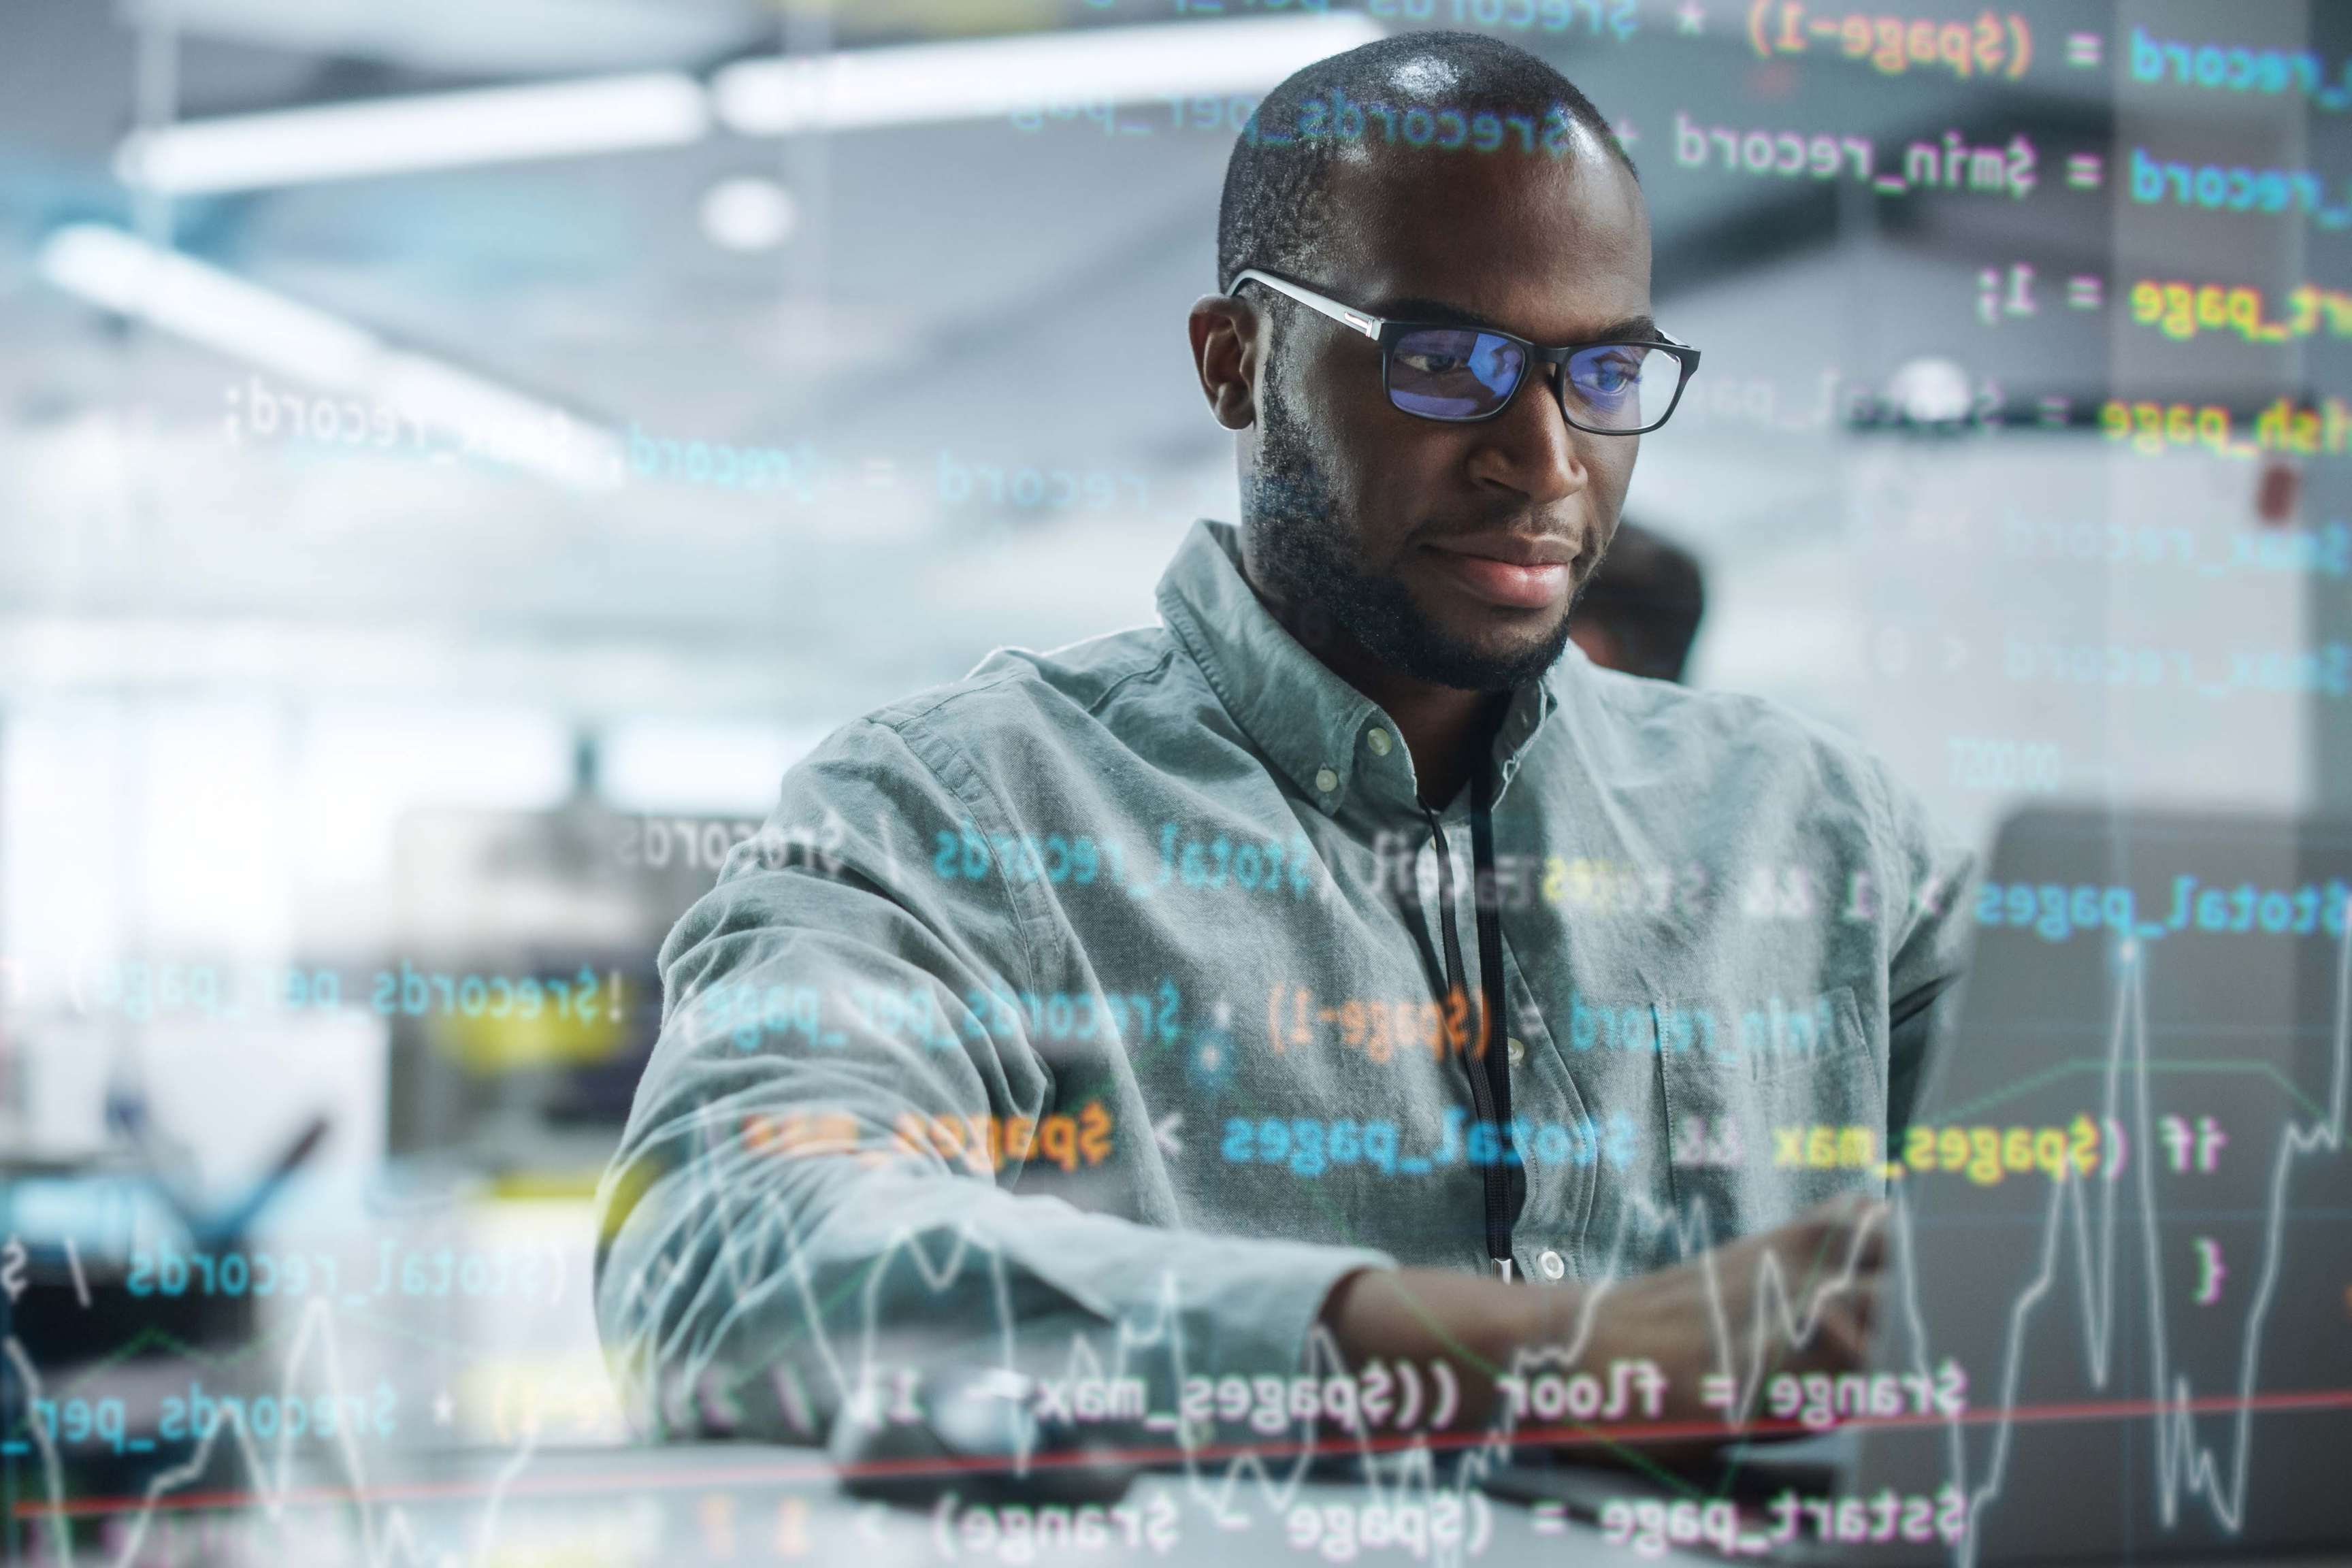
[1563,343,1682,432]
[1387,328,1528,420]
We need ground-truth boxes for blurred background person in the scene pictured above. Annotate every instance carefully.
[1565,517,1706,683]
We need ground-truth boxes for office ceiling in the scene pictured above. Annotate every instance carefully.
[0,0,2126,722]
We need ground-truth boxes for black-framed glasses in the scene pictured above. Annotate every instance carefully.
[1230,267,1701,436]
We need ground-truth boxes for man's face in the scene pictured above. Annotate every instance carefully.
[1241,134,1652,692]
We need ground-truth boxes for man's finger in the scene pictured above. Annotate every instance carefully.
[1780,1311,1867,1376]
[1814,1303,1873,1370]
[1844,1276,1884,1336]
[1843,1202,1890,1271]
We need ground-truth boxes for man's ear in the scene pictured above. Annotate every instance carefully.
[1188,294,1260,431]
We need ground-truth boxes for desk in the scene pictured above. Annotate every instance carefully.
[75,1440,1635,1566]
[37,1437,2352,1565]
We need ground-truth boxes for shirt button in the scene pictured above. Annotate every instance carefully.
[1314,767,1339,794]
[1507,1036,1526,1068]
[1367,727,1393,757]
[1537,1250,1566,1281]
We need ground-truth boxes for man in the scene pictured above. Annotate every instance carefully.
[596,33,1972,1450]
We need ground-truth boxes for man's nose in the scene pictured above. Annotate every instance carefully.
[1467,364,1591,504]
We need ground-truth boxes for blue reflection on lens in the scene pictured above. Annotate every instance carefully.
[1566,346,1649,424]
[1390,328,1524,419]
[1469,334,1522,397]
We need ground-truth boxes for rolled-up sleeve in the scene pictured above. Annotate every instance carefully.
[592,715,1392,1442]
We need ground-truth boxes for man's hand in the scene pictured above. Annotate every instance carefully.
[1569,1191,1888,1431]
[1319,1192,1888,1449]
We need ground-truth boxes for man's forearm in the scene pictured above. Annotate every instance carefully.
[1318,1266,1564,1429]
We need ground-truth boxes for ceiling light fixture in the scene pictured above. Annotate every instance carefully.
[699,176,799,252]
[38,224,624,491]
[116,72,711,195]
[711,12,1382,135]
[109,14,1382,193]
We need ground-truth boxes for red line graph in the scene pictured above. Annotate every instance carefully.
[19,1382,2352,1523]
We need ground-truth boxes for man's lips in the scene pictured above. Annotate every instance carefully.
[1420,535,1578,610]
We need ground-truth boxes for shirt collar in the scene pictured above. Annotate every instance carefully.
[1156,519,1568,819]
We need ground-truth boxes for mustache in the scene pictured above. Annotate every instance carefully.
[1416,510,1597,557]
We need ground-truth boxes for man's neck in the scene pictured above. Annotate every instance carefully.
[1382,679,1504,813]
[1242,568,1505,811]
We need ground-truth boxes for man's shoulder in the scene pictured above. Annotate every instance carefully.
[1563,657,1908,811]
[833,623,1190,775]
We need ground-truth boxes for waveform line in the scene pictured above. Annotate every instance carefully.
[1501,1186,1882,1429]
[593,913,2352,1565]
[625,1140,1512,1563]
[4,1297,538,1568]
[598,1056,1923,1568]
[1894,921,2350,1564]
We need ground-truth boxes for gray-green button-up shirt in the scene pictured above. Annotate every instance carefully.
[595,519,1974,1438]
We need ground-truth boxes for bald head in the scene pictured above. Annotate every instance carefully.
[1215,31,1636,295]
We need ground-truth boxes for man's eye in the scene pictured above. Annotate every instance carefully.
[1401,352,1465,375]
[1580,354,1642,393]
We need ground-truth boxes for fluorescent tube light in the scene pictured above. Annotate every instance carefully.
[116,71,710,195]
[110,15,1377,194]
[714,13,1384,135]
[38,224,379,386]
[38,225,621,492]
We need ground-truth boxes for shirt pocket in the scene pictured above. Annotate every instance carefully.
[1659,985,1886,1239]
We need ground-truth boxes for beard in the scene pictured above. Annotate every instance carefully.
[1243,370,1581,694]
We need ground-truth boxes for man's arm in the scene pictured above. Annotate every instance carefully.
[593,716,1392,1443]
[1319,1192,1893,1446]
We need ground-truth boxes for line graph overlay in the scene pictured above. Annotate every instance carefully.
[17,929,2348,1567]
[4,1298,483,1568]
[1886,918,2351,1563]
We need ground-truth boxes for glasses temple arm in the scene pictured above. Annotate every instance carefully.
[1228,269,1384,341]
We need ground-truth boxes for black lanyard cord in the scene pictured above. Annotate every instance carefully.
[1403,749,1526,1273]
[1469,751,1526,1267]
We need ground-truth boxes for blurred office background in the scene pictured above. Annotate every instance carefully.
[0,0,2346,1555]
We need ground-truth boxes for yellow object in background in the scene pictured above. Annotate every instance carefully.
[429,967,630,1073]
